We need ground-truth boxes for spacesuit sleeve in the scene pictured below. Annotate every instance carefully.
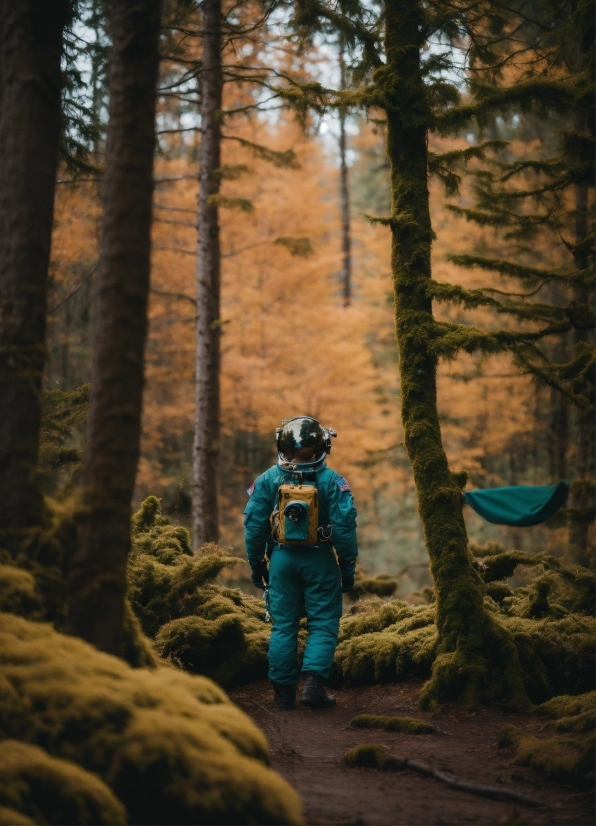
[327,475,358,575]
[243,474,273,569]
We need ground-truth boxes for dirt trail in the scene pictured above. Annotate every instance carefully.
[231,681,594,825]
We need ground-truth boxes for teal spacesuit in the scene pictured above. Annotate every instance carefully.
[244,417,358,708]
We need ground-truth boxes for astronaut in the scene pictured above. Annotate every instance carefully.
[244,417,358,709]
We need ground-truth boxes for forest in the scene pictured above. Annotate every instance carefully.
[0,0,593,823]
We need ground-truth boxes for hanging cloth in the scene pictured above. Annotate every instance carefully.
[463,481,569,527]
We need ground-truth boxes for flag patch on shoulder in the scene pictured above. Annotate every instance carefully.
[337,477,350,492]
[247,481,255,496]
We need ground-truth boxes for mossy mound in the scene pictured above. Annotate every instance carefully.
[332,599,437,685]
[332,554,595,704]
[0,740,126,825]
[0,564,43,619]
[127,497,270,687]
[347,568,399,600]
[499,691,595,789]
[0,611,302,824]
[344,743,404,771]
[351,714,437,734]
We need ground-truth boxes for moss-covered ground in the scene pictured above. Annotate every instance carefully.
[499,691,595,789]
[332,553,594,706]
[127,496,271,687]
[0,610,302,824]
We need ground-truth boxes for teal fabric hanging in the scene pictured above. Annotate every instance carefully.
[463,481,569,527]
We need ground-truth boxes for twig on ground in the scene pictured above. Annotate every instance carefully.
[345,745,546,808]
[404,758,547,808]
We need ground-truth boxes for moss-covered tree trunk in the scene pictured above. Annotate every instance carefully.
[192,0,222,546]
[383,0,529,709]
[67,0,161,655]
[0,0,70,548]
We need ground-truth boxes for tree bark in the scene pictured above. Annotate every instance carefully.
[384,0,528,709]
[0,0,70,547]
[67,0,161,654]
[338,43,352,307]
[567,106,595,566]
[193,0,222,546]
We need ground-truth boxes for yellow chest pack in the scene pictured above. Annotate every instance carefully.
[271,483,319,545]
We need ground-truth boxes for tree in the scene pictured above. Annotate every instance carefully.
[159,0,298,546]
[194,0,223,545]
[286,0,589,707]
[443,0,595,564]
[338,37,352,306]
[0,0,72,549]
[67,0,162,654]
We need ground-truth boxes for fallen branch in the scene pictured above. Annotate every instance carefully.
[404,758,546,808]
[345,744,545,808]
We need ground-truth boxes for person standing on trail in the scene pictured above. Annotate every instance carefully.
[244,416,358,710]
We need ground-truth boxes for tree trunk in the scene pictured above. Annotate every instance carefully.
[67,0,161,655]
[338,43,352,307]
[193,0,222,546]
[0,0,70,548]
[567,107,595,566]
[384,0,529,709]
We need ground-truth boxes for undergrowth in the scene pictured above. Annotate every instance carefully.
[127,496,271,687]
[331,555,594,706]
[499,691,595,788]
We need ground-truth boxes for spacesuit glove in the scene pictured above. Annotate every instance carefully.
[341,573,355,593]
[251,559,269,590]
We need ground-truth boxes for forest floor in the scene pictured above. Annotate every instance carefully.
[231,680,594,826]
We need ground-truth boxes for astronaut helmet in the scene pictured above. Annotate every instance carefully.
[276,417,336,469]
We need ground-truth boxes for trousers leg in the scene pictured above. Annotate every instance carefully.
[300,549,342,679]
[267,548,302,685]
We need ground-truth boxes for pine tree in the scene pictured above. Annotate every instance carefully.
[284,0,593,707]
[440,0,595,564]
[0,0,72,549]
[67,0,162,654]
[157,0,299,546]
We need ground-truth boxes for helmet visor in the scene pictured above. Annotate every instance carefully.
[277,417,327,464]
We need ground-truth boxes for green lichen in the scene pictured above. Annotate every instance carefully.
[351,714,437,734]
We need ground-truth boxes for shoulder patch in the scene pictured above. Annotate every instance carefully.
[337,477,351,492]
[247,481,255,496]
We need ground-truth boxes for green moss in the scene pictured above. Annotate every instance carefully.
[536,691,595,720]
[349,569,399,600]
[351,714,437,734]
[127,498,271,688]
[0,611,303,824]
[485,581,513,603]
[0,565,43,619]
[0,740,126,825]
[332,581,595,706]
[0,807,35,825]
[334,607,437,686]
[344,743,405,771]
[499,725,595,789]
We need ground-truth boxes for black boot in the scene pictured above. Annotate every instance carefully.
[300,672,336,708]
[272,682,297,710]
